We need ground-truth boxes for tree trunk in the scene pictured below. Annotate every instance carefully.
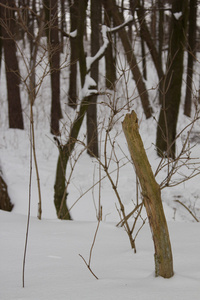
[0,0,24,129]
[136,1,164,82]
[103,0,152,119]
[68,0,78,108]
[122,110,174,278]
[140,0,147,80]
[60,0,66,52]
[44,0,62,135]
[86,0,100,157]
[104,1,116,89]
[156,0,188,158]
[0,170,13,212]
[184,0,197,117]
[54,0,88,220]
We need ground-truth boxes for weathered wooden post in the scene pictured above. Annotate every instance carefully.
[122,110,174,278]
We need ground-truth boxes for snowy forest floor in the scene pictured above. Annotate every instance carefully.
[1,107,200,299]
[1,210,200,300]
[1,37,200,299]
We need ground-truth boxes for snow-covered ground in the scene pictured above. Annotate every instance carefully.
[1,31,200,298]
[1,211,200,300]
[1,101,200,299]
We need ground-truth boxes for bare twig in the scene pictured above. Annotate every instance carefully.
[174,199,199,222]
[79,254,99,280]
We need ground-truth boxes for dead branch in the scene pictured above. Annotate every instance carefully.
[174,199,199,222]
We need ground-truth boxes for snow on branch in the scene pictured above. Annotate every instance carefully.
[79,74,98,100]
[60,29,77,38]
[86,16,134,72]
[173,12,182,20]
[109,15,133,33]
[69,30,77,38]
[86,25,110,71]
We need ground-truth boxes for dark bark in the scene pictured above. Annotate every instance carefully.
[28,0,37,101]
[156,0,188,158]
[54,0,88,220]
[140,0,147,80]
[158,0,164,74]
[86,0,100,157]
[184,0,197,117]
[60,0,66,52]
[136,2,164,82]
[44,0,62,135]
[0,14,2,71]
[68,0,78,108]
[0,0,24,129]
[158,0,164,103]
[150,0,157,42]
[103,0,152,119]
[0,171,13,212]
[104,1,116,89]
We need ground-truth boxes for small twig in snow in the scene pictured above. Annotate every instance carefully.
[79,254,99,280]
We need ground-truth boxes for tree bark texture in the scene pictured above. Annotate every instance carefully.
[102,0,152,119]
[68,0,78,108]
[86,0,101,157]
[104,0,116,89]
[136,2,164,82]
[156,0,188,158]
[54,0,88,220]
[0,0,24,129]
[44,0,62,135]
[184,0,197,117]
[122,111,174,278]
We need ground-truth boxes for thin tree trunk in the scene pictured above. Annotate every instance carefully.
[50,0,62,135]
[0,0,24,129]
[136,1,164,82]
[103,0,152,119]
[184,0,197,117]
[28,0,36,101]
[158,0,164,103]
[54,0,88,219]
[44,0,62,135]
[156,0,188,158]
[122,110,174,278]
[104,1,116,89]
[68,0,78,108]
[60,0,66,52]
[140,0,147,80]
[158,0,163,74]
[86,0,100,157]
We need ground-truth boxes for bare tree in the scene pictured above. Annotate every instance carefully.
[86,0,101,157]
[68,0,78,108]
[102,0,152,119]
[103,0,116,89]
[156,0,189,158]
[184,0,197,117]
[43,0,62,135]
[53,7,134,219]
[0,0,24,129]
